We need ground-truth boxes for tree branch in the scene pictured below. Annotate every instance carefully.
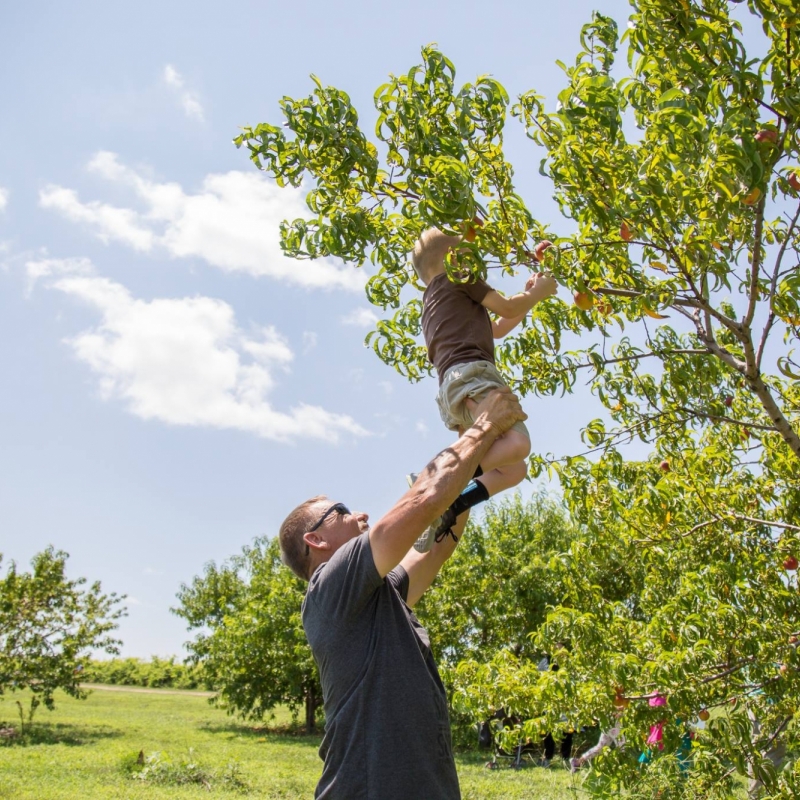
[729,513,800,533]
[757,200,800,370]
[675,405,778,433]
[742,370,800,459]
[693,319,748,374]
[743,194,767,330]
[701,657,756,685]
[565,349,709,375]
[756,98,789,123]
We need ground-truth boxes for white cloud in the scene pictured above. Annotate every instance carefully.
[143,567,163,576]
[25,256,95,294]
[302,331,317,353]
[39,152,364,292]
[163,64,204,121]
[378,381,393,396]
[39,186,154,250]
[341,307,379,327]
[32,258,367,444]
[182,95,204,120]
[415,420,429,435]
[0,187,8,212]
[126,596,142,606]
[163,65,183,89]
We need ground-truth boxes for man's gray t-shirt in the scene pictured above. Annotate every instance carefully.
[302,533,460,800]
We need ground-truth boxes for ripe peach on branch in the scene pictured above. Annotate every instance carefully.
[531,239,553,262]
[573,290,595,311]
[754,128,778,145]
[463,216,483,243]
[743,187,762,206]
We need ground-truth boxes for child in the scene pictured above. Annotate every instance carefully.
[409,226,557,551]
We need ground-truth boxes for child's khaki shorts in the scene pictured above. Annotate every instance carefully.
[436,361,529,438]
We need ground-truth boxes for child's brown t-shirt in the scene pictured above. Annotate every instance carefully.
[422,273,494,384]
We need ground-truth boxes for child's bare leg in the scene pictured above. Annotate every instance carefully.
[478,429,531,474]
[465,397,531,477]
[478,459,528,497]
[418,395,531,545]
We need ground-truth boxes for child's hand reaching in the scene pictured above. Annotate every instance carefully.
[525,242,557,301]
[525,272,558,299]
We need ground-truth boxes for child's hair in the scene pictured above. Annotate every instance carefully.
[411,228,459,284]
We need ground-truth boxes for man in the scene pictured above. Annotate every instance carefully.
[278,387,526,800]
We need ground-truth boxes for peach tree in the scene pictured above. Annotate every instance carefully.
[235,0,800,795]
[173,536,323,733]
[0,548,125,733]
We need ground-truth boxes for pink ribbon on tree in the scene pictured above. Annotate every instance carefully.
[646,721,665,749]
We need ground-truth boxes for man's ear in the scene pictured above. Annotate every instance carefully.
[303,531,330,552]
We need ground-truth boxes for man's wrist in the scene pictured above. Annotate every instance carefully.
[469,417,502,440]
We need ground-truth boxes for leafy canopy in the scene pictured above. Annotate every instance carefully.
[235,0,800,794]
[0,547,125,729]
[173,537,322,732]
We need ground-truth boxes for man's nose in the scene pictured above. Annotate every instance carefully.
[357,511,369,523]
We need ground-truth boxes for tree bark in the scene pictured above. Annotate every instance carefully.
[698,325,800,460]
[736,305,800,458]
[305,684,317,733]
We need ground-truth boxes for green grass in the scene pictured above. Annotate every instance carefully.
[0,688,578,799]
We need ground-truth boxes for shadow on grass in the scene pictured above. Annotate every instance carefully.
[456,749,543,769]
[0,721,123,748]
[199,719,323,743]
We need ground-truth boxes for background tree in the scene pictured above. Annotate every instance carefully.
[420,493,640,749]
[419,493,637,671]
[83,656,212,690]
[173,536,322,732]
[235,0,800,794]
[0,547,125,731]
[419,494,583,670]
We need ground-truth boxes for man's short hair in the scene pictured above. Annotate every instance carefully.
[411,228,458,284]
[279,496,326,581]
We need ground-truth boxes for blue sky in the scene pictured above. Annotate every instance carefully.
[0,0,760,657]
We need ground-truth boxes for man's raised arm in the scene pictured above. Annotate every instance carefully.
[368,387,526,578]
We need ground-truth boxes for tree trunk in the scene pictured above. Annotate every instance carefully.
[747,709,787,798]
[305,684,317,733]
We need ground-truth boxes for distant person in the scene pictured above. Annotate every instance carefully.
[279,388,526,800]
[570,718,624,772]
[538,652,573,766]
[543,729,574,766]
[408,226,557,550]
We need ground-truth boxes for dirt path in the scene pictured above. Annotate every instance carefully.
[80,683,215,698]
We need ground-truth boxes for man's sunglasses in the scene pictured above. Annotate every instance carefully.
[305,503,350,557]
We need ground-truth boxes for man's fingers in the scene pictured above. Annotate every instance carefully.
[473,387,526,434]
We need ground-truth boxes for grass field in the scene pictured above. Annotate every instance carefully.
[0,687,580,799]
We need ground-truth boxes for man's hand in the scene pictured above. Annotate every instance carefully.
[368,387,526,579]
[471,387,527,437]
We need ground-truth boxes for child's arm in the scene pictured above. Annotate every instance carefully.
[492,312,527,340]
[481,241,556,337]
[484,272,558,338]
